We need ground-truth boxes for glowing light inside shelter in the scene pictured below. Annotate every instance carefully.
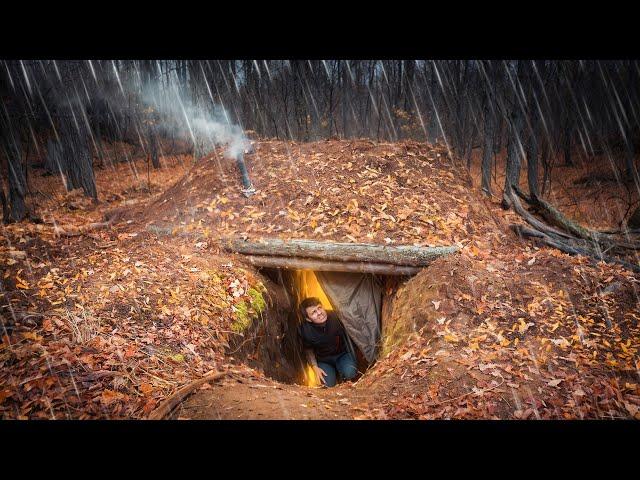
[298,270,332,311]
[298,270,332,387]
[304,364,320,387]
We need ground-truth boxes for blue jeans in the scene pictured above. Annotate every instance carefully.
[317,351,358,387]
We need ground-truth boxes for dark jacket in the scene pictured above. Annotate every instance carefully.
[298,312,347,362]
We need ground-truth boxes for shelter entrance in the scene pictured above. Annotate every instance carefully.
[236,267,407,387]
[222,238,456,386]
[289,269,382,385]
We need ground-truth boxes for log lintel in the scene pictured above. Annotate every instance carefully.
[222,237,459,267]
[239,254,423,276]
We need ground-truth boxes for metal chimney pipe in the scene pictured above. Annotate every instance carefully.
[236,150,256,196]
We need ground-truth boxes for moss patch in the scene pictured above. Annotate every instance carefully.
[231,283,267,333]
[248,286,266,313]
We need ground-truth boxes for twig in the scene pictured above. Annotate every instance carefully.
[227,336,255,355]
[136,368,175,387]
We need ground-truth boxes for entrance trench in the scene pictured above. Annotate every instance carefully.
[227,267,413,387]
[170,263,456,419]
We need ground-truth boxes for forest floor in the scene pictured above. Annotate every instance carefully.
[1,138,639,419]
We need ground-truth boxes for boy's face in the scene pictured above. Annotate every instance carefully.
[305,303,327,324]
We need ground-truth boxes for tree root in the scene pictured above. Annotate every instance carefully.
[507,186,640,273]
[513,185,640,253]
[510,224,640,273]
[147,371,227,420]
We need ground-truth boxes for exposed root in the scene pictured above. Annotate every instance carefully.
[148,371,228,420]
[510,224,640,273]
[508,186,640,273]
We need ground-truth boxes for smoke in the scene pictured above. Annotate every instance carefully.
[139,80,249,160]
[17,60,251,163]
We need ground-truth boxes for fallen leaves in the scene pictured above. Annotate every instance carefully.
[2,138,639,421]
[372,226,640,420]
[0,220,263,419]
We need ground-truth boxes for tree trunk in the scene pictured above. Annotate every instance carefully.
[481,98,494,196]
[540,140,551,196]
[45,138,64,178]
[150,131,160,169]
[8,155,27,222]
[627,205,640,229]
[526,118,540,199]
[502,107,524,209]
[623,130,640,191]
[494,116,503,154]
[222,238,459,267]
[56,114,98,200]
[341,61,349,139]
[0,186,8,223]
[426,62,440,144]
[2,127,27,222]
[563,125,573,166]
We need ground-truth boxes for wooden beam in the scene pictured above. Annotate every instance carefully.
[222,238,458,267]
[239,255,422,275]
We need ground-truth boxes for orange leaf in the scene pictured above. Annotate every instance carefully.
[0,389,13,404]
[101,389,124,406]
[139,383,154,396]
[142,399,157,414]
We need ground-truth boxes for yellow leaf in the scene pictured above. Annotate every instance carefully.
[22,332,43,342]
[518,319,534,334]
[467,245,481,257]
[444,334,459,343]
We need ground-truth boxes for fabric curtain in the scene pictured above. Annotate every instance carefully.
[315,272,382,363]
